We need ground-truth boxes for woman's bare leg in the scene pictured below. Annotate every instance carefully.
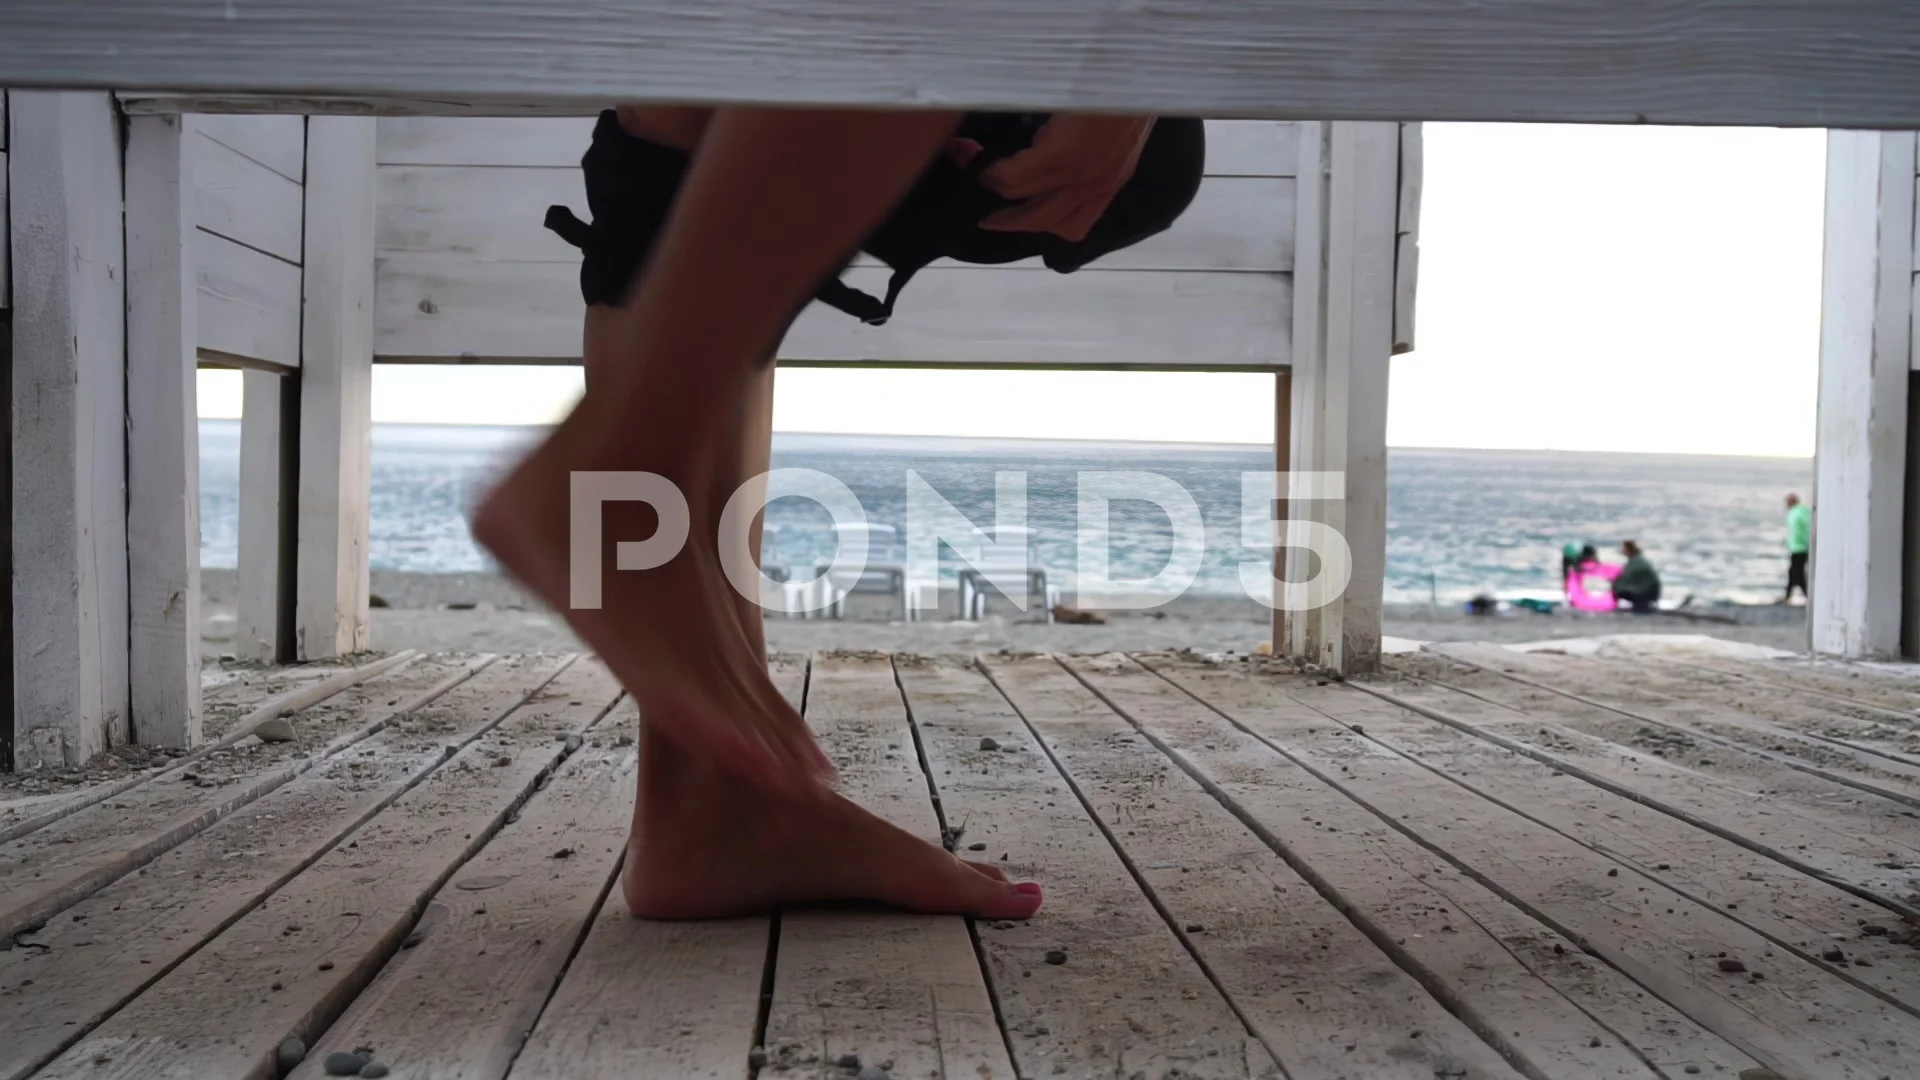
[476,108,1045,917]
[566,158,1039,920]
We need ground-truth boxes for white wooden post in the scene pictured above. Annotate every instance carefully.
[8,91,131,768]
[295,117,377,660]
[125,114,203,747]
[1283,121,1401,675]
[1812,131,1916,659]
[236,368,298,662]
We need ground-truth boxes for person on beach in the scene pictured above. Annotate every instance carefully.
[1783,493,1810,603]
[472,107,1203,922]
[1611,540,1662,613]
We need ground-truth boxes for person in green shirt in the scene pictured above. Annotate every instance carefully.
[1784,493,1811,602]
[1612,540,1662,613]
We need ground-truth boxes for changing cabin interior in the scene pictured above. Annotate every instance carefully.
[5,3,1920,1077]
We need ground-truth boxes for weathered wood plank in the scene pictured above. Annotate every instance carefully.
[1813,129,1916,658]
[935,653,1437,1078]
[192,114,306,185]
[0,654,547,1080]
[125,113,204,750]
[291,701,636,1080]
[235,368,299,663]
[380,166,1296,272]
[378,257,1292,368]
[0,655,409,846]
[13,2,1920,127]
[1154,655,1920,1080]
[1287,675,1920,1015]
[296,117,378,658]
[0,655,479,940]
[0,148,10,307]
[760,653,1013,1080]
[8,90,130,769]
[1677,655,1920,716]
[1068,653,1747,1079]
[510,656,805,1080]
[191,125,305,263]
[1283,122,1398,673]
[195,227,302,370]
[1368,667,1920,911]
[1436,642,1920,812]
[31,657,615,1080]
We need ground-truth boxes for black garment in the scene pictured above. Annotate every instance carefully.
[1786,550,1809,600]
[545,111,1206,320]
[1615,590,1659,614]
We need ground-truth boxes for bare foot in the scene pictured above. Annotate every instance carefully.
[625,736,1044,920]
[471,405,829,791]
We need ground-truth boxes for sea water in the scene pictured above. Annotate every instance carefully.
[198,421,1810,606]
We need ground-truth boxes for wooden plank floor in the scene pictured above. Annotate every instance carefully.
[8,646,1920,1079]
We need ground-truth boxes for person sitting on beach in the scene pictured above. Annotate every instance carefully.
[1611,540,1662,613]
[472,107,1203,923]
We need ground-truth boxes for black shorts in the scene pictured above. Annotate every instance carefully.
[546,111,1206,320]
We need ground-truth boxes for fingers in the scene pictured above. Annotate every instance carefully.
[980,188,1108,243]
[964,860,1010,882]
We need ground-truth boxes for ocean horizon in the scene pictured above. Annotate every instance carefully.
[198,421,1812,606]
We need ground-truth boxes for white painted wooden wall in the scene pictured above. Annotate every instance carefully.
[372,117,1304,368]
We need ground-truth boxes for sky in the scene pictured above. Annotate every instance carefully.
[198,123,1827,457]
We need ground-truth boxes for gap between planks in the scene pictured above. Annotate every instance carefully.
[0,655,576,1080]
[0,650,422,847]
[1144,653,1920,1080]
[25,656,614,1080]
[0,654,480,941]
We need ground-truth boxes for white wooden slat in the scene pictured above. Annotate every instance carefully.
[235,369,294,663]
[125,114,203,749]
[377,258,1291,367]
[1,92,7,151]
[296,117,378,660]
[190,126,304,263]
[378,166,1294,274]
[8,91,130,769]
[1283,121,1398,673]
[194,227,302,370]
[377,116,595,166]
[13,2,1920,127]
[1814,130,1915,658]
[191,114,306,184]
[373,116,1298,174]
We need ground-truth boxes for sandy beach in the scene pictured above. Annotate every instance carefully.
[199,568,1811,657]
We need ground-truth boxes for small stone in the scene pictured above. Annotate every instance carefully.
[318,961,335,971]
[401,930,425,949]
[1685,1067,1701,1075]
[1431,1053,1467,1077]
[979,737,1000,751]
[359,1064,390,1078]
[1823,948,1846,962]
[491,755,512,767]
[1588,1037,1602,1048]
[275,1037,307,1072]
[857,1067,892,1080]
[1044,949,1068,965]
[564,734,584,751]
[1349,724,1365,735]
[836,1052,861,1068]
[1717,958,1747,973]
[255,717,298,743]
[748,1047,768,1068]
[323,1052,370,1076]
[1606,868,1618,877]
[1738,1069,1783,1080]
[552,848,574,859]
[968,842,987,851]
[1863,924,1889,936]
[1185,923,1205,933]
